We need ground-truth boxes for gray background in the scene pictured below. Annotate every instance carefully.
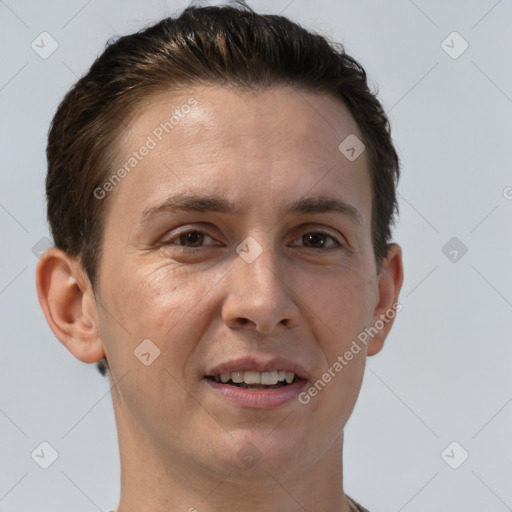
[1,0,511,510]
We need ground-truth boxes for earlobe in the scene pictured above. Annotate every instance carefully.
[367,243,404,356]
[36,248,106,364]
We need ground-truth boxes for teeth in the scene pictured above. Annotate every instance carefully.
[261,371,278,385]
[231,371,244,383]
[214,370,296,385]
[244,371,261,384]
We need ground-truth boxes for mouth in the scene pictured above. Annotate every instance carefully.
[207,370,299,390]
[204,359,308,409]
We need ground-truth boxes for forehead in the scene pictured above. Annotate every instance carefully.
[124,85,363,156]
[106,85,371,228]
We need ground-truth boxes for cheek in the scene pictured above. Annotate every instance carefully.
[97,260,223,376]
[299,266,377,343]
[96,265,219,441]
[305,266,376,422]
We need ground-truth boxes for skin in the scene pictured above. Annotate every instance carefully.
[36,85,403,512]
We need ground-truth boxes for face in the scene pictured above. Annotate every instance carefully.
[92,85,394,481]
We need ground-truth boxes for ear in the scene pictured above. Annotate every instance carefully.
[35,247,105,364]
[367,243,404,357]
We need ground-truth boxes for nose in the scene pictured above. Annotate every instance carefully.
[221,239,301,334]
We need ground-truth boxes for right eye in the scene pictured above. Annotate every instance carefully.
[163,229,219,248]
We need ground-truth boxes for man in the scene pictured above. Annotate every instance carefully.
[36,2,403,511]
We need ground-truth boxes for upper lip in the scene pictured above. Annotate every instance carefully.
[206,356,309,380]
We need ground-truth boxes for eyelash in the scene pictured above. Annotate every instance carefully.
[162,229,343,251]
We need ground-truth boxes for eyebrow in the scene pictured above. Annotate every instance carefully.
[140,193,362,225]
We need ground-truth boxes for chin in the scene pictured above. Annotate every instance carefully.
[204,429,308,478]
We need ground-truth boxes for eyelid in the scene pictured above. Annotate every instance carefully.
[164,228,220,246]
[291,221,346,244]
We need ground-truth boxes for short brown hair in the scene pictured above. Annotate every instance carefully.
[47,2,399,289]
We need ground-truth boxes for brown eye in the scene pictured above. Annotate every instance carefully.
[178,231,206,247]
[292,231,340,249]
[163,230,218,248]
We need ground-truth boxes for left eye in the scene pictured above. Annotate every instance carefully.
[291,232,341,249]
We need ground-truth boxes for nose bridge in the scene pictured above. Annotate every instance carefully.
[240,237,280,292]
[222,234,299,332]
[236,234,285,302]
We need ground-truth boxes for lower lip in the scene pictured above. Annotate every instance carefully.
[204,378,307,409]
